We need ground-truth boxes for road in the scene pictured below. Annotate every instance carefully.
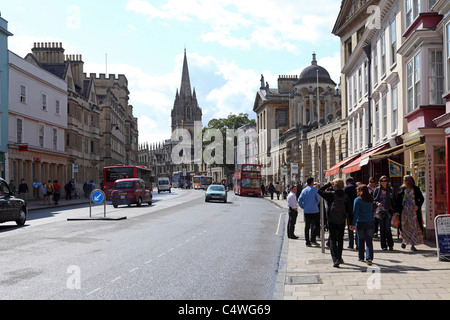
[0,189,284,300]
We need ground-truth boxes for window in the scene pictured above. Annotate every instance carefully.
[354,120,357,152]
[39,125,44,148]
[429,50,444,105]
[448,23,450,90]
[382,94,387,138]
[391,86,398,133]
[390,18,397,66]
[349,118,353,154]
[373,45,378,85]
[42,94,47,111]
[374,99,380,142]
[353,74,357,106]
[53,128,57,150]
[405,0,420,30]
[17,119,23,144]
[365,106,370,147]
[278,110,287,127]
[348,77,353,110]
[20,85,26,103]
[381,33,386,76]
[407,53,421,113]
[56,100,61,115]
[364,61,368,95]
[358,68,362,100]
[359,116,363,149]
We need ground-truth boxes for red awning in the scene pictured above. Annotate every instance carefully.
[325,154,361,177]
[342,145,388,174]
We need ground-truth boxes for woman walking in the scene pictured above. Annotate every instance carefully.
[373,176,395,251]
[395,175,425,251]
[350,185,375,265]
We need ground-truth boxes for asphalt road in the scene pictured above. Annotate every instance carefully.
[0,189,284,300]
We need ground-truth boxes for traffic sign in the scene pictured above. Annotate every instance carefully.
[91,190,105,204]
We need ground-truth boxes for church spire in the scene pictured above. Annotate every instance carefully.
[180,49,192,98]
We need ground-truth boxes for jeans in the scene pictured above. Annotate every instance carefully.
[329,223,345,263]
[356,221,375,261]
[304,213,320,244]
[379,214,394,249]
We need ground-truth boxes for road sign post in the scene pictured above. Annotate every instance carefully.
[90,189,106,218]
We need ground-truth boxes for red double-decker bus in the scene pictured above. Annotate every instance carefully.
[103,165,152,199]
[233,164,262,196]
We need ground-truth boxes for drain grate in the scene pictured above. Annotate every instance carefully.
[286,275,322,285]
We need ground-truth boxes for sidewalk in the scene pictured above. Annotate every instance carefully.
[27,197,90,212]
[265,195,450,300]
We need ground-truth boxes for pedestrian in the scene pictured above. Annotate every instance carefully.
[350,185,375,265]
[261,183,265,196]
[268,182,275,200]
[373,176,395,251]
[275,182,281,200]
[286,184,299,239]
[41,182,47,205]
[44,180,54,205]
[344,178,358,249]
[395,175,425,252]
[9,180,16,196]
[33,180,42,199]
[65,181,72,200]
[318,179,353,267]
[18,179,29,200]
[368,177,379,238]
[53,180,61,205]
[296,181,303,199]
[298,177,321,247]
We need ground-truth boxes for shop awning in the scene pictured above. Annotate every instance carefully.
[369,138,422,161]
[342,145,388,174]
[325,153,361,177]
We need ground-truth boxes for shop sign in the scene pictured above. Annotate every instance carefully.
[426,152,434,224]
[434,215,450,261]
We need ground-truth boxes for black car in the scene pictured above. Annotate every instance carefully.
[0,178,27,226]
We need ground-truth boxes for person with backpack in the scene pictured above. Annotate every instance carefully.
[318,179,353,268]
[44,180,54,206]
[350,185,375,265]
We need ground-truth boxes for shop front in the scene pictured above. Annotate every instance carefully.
[403,129,446,240]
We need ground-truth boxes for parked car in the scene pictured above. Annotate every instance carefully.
[157,177,171,193]
[205,184,227,203]
[111,178,152,208]
[0,178,27,226]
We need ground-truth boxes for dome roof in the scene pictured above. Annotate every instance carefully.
[296,53,336,86]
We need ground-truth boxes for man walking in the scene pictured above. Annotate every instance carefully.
[298,177,321,246]
[286,185,299,239]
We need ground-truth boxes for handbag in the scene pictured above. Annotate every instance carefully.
[375,207,388,219]
[391,213,400,228]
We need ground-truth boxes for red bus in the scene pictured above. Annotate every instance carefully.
[233,164,262,196]
[103,165,152,199]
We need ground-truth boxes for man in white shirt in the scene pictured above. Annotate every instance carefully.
[286,185,299,239]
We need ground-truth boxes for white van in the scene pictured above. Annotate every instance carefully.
[157,177,171,193]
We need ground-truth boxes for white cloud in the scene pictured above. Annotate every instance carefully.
[126,0,340,51]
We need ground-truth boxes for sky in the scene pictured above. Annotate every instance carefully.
[2,0,342,145]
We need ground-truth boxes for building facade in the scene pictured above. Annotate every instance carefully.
[255,55,343,187]
[26,43,102,186]
[0,17,12,179]
[8,50,68,193]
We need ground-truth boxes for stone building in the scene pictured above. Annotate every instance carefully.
[25,42,139,186]
[8,50,68,192]
[255,54,343,186]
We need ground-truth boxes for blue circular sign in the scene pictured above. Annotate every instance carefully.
[91,190,105,204]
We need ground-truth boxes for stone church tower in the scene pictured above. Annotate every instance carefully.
[171,49,202,138]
